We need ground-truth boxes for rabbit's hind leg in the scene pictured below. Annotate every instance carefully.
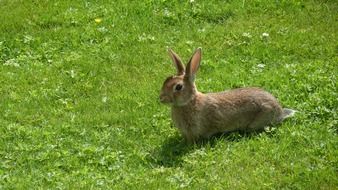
[246,107,276,131]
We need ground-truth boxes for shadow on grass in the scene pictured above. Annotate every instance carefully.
[146,135,191,167]
[147,130,271,168]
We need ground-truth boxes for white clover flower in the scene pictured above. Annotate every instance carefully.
[102,96,107,103]
[4,59,20,67]
[242,32,252,38]
[163,8,171,17]
[70,70,75,78]
[138,33,155,42]
[257,64,266,68]
[97,27,108,33]
[262,32,269,37]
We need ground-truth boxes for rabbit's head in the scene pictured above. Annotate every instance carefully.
[159,48,202,106]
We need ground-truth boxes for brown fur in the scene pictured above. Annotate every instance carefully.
[160,48,292,143]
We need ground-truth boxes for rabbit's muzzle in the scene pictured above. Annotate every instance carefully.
[159,94,171,104]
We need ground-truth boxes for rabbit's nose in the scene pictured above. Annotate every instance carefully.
[159,94,169,103]
[159,96,165,103]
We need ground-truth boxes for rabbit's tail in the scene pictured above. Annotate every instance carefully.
[281,108,297,120]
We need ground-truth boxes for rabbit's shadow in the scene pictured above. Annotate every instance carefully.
[146,135,190,167]
[147,131,267,168]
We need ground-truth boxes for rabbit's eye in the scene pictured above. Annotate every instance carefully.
[175,84,183,91]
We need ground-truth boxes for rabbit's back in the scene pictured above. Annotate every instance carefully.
[199,87,283,137]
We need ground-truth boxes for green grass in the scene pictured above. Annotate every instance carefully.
[0,0,337,189]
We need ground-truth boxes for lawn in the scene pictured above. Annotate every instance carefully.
[0,0,337,189]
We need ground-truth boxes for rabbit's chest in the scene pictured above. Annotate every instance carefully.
[171,107,203,137]
[171,108,198,128]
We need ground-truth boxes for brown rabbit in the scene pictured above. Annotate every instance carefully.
[159,48,295,143]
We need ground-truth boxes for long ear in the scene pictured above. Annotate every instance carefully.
[168,48,185,75]
[185,48,202,82]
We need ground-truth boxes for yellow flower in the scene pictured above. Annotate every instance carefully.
[95,18,102,23]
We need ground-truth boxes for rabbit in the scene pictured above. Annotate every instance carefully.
[159,48,296,143]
